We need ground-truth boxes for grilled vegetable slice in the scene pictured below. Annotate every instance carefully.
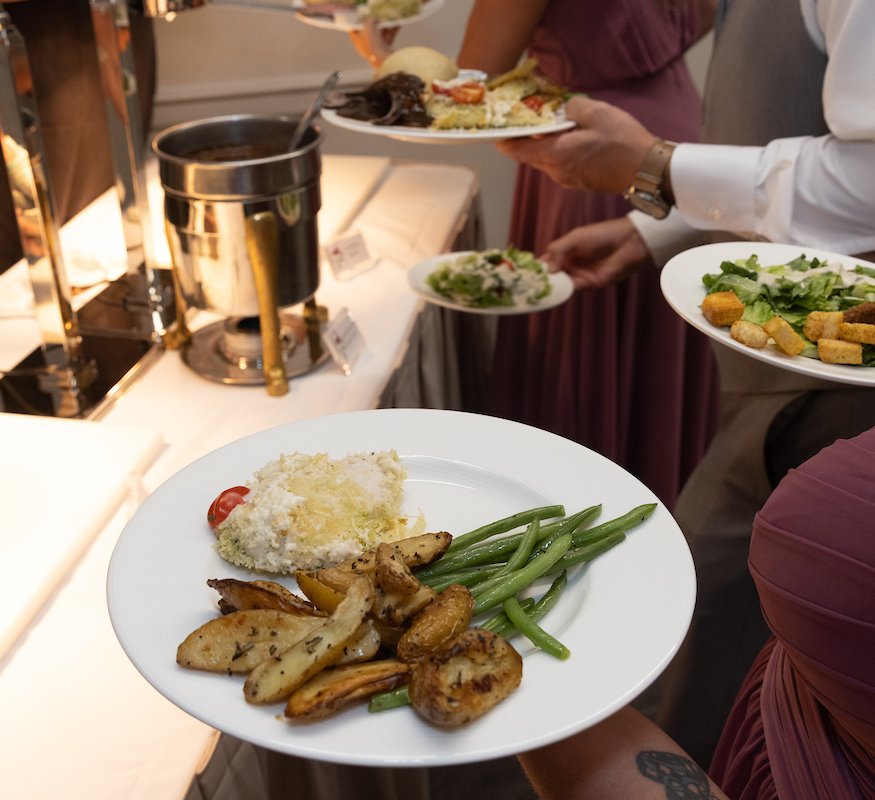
[243,576,374,704]
[176,609,325,673]
[408,628,522,726]
[285,659,410,721]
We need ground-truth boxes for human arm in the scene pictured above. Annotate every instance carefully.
[541,217,653,290]
[348,18,398,69]
[669,0,875,255]
[518,705,729,800]
[499,0,875,256]
[456,0,549,74]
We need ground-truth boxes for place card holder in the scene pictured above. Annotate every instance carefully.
[323,228,378,281]
[321,307,365,376]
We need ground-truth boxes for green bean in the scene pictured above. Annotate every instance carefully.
[417,505,600,580]
[549,531,627,573]
[469,509,591,600]
[479,596,537,634]
[570,503,656,549]
[527,507,602,560]
[420,564,505,593]
[473,534,572,615]
[368,685,410,713]
[500,517,540,574]
[503,596,570,660]
[484,571,567,639]
[445,504,565,554]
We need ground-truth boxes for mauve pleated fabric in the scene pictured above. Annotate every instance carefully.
[488,0,719,511]
[710,427,875,800]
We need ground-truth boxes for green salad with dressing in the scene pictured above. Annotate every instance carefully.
[426,247,552,309]
[702,253,875,365]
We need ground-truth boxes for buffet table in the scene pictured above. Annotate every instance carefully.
[0,154,481,800]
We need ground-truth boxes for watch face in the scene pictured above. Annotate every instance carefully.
[624,189,670,220]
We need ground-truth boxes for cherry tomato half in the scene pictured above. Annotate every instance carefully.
[449,83,485,104]
[521,95,545,111]
[207,485,250,529]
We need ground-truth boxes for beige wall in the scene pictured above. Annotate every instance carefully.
[151,4,712,249]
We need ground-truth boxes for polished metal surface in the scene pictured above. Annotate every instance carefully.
[181,307,329,385]
[153,113,323,319]
[90,0,175,339]
[287,70,341,152]
[0,10,92,416]
[0,7,165,418]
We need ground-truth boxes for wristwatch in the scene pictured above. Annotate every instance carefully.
[623,139,676,219]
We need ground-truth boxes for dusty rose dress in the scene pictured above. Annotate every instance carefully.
[709,427,875,799]
[489,0,719,509]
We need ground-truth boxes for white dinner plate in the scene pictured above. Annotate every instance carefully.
[408,252,574,315]
[661,241,875,387]
[292,0,443,31]
[321,106,575,144]
[107,408,694,767]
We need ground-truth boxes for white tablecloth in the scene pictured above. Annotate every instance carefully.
[0,155,479,800]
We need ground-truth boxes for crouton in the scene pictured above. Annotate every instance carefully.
[843,301,875,325]
[762,316,806,356]
[803,310,843,343]
[701,291,745,327]
[838,322,875,345]
[818,338,863,365]
[730,319,769,349]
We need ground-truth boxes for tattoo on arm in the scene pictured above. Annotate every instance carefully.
[636,751,719,799]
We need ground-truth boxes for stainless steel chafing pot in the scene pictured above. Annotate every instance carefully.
[152,113,325,393]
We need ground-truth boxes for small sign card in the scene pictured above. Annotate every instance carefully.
[321,307,366,376]
[323,228,378,281]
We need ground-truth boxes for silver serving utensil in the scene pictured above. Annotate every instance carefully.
[288,70,342,152]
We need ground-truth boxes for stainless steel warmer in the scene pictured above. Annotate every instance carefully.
[152,113,328,394]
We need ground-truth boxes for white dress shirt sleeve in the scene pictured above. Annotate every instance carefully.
[668,0,875,256]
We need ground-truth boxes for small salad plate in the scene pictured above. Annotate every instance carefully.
[408,251,574,315]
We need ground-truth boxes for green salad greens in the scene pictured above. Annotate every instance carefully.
[426,247,552,309]
[702,253,875,366]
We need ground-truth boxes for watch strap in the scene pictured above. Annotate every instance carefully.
[631,139,676,198]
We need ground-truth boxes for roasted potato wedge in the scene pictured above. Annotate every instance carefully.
[295,570,346,613]
[373,581,436,628]
[305,565,362,594]
[285,659,410,721]
[176,609,325,673]
[371,617,404,651]
[375,542,422,596]
[408,628,523,726]
[332,531,453,576]
[243,576,374,704]
[337,620,382,664]
[207,577,325,617]
[396,583,475,662]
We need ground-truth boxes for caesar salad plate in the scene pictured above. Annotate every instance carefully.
[661,241,875,387]
[292,0,443,31]
[408,252,574,315]
[320,106,575,144]
[107,408,694,767]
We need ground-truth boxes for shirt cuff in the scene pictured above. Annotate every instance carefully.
[670,143,763,234]
[628,209,706,268]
